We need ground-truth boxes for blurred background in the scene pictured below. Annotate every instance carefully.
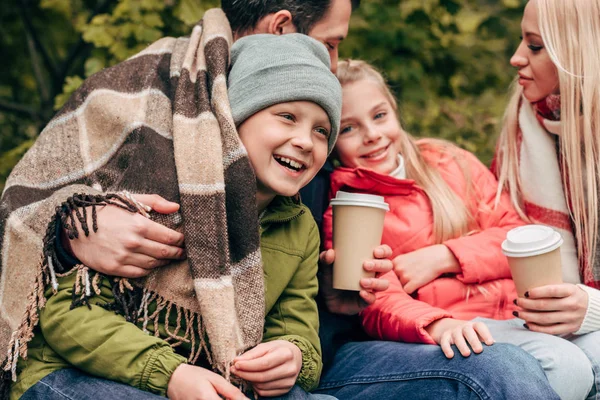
[0,0,525,191]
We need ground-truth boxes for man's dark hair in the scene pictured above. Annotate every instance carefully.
[221,0,360,35]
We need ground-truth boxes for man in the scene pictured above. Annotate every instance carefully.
[52,1,559,398]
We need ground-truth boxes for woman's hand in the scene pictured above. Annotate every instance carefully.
[393,245,461,294]
[67,194,186,278]
[167,364,248,400]
[425,318,495,359]
[319,245,393,315]
[516,283,588,335]
[231,340,302,397]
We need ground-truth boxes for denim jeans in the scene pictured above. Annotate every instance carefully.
[21,368,166,399]
[21,368,337,400]
[313,341,560,400]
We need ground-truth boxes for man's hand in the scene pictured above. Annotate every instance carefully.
[394,245,460,294]
[319,245,393,315]
[231,340,302,397]
[67,194,186,278]
[516,283,588,335]
[167,364,249,400]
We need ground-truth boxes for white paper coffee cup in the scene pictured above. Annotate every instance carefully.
[331,191,389,291]
[501,225,564,296]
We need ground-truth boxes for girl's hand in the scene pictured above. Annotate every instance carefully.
[393,245,461,294]
[67,194,186,278]
[516,283,588,335]
[167,364,249,400]
[425,318,495,359]
[231,340,302,397]
[319,245,393,315]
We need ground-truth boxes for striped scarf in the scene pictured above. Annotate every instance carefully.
[515,96,600,288]
[0,8,264,392]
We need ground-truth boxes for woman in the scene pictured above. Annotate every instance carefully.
[494,0,600,398]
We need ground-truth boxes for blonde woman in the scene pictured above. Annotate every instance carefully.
[493,0,600,398]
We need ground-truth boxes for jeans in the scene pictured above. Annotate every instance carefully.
[477,317,599,400]
[314,341,560,400]
[21,368,337,400]
[21,368,166,399]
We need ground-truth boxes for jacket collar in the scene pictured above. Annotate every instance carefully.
[261,196,305,225]
[330,166,419,197]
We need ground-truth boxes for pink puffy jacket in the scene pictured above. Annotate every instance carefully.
[322,144,523,344]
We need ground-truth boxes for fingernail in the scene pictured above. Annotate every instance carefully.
[523,323,530,330]
[513,299,517,305]
[362,279,372,288]
[364,262,374,270]
[524,291,530,298]
[512,311,519,317]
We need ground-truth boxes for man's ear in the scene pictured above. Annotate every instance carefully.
[262,10,296,35]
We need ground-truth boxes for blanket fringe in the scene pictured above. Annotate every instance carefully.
[2,191,225,393]
[1,193,139,388]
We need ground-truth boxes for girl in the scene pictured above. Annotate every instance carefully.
[494,0,600,398]
[322,58,591,400]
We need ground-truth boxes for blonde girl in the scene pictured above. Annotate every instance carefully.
[494,0,600,398]
[324,57,593,400]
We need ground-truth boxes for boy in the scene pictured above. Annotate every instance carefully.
[5,31,341,399]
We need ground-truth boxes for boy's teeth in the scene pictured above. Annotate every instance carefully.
[276,156,303,169]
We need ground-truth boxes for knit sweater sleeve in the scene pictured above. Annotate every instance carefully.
[261,220,322,392]
[575,284,600,335]
[39,272,187,396]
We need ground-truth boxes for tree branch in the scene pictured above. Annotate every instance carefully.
[24,27,52,105]
[17,0,59,82]
[58,0,113,83]
[0,99,42,120]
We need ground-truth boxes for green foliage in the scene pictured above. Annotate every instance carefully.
[1,0,524,191]
[341,0,525,165]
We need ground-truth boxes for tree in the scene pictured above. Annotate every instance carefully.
[0,0,525,190]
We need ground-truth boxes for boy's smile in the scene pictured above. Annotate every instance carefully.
[238,101,331,211]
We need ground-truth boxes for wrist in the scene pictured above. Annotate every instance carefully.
[434,245,461,275]
[425,317,452,343]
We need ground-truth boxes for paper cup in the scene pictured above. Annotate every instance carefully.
[501,225,564,297]
[331,191,389,291]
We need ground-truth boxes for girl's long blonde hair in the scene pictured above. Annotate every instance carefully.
[495,0,600,274]
[336,59,474,243]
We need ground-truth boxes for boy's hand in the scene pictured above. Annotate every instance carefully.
[319,245,393,315]
[67,194,186,278]
[394,245,460,294]
[231,340,302,397]
[167,364,249,400]
[425,318,495,359]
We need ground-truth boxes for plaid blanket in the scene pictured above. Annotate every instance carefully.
[0,8,264,393]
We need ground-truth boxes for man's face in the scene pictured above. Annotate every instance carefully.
[308,0,352,73]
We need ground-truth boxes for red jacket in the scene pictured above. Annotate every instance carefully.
[322,144,522,344]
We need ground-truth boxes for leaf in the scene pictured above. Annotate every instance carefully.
[174,0,206,26]
[40,0,72,19]
[54,76,85,111]
[84,56,106,77]
[143,13,164,28]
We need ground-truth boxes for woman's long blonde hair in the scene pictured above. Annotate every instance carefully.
[495,0,600,273]
[336,59,474,243]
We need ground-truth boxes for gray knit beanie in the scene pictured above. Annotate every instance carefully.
[228,33,342,153]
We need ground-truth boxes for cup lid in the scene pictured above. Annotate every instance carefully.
[330,191,390,211]
[501,225,563,257]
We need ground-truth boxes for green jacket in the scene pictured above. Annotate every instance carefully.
[11,196,321,399]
